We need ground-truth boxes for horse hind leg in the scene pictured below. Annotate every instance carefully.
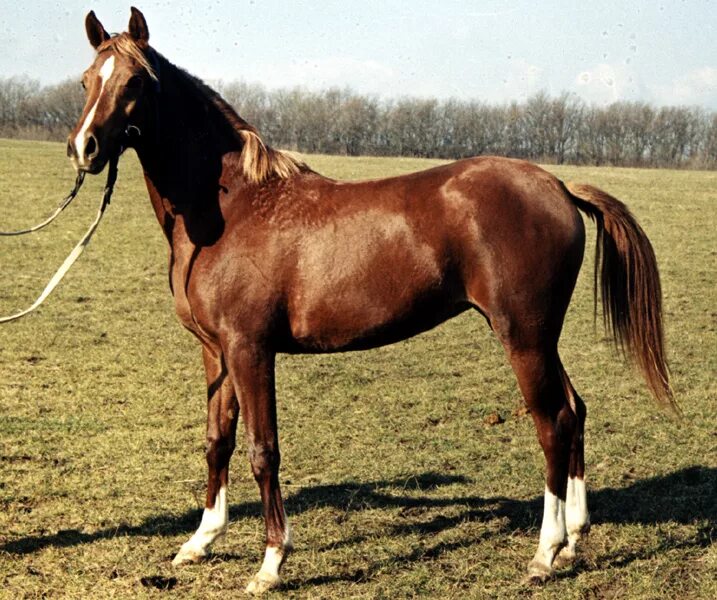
[554,368,590,567]
[502,342,577,581]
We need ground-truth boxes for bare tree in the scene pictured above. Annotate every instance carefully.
[549,93,584,165]
[700,112,717,168]
[1,75,715,169]
[336,92,379,156]
[0,76,40,136]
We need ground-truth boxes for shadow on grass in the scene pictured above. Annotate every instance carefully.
[2,466,714,583]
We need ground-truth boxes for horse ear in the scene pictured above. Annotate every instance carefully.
[85,11,110,49]
[128,7,150,44]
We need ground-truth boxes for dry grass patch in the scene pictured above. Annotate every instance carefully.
[0,139,715,598]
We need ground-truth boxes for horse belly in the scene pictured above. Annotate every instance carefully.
[289,282,468,353]
[287,213,466,352]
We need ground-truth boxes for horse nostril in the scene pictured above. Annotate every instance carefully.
[85,134,98,159]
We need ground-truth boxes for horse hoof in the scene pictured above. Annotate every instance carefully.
[523,560,553,584]
[552,546,577,569]
[171,547,207,566]
[245,572,282,595]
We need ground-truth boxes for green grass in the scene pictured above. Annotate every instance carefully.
[0,138,715,599]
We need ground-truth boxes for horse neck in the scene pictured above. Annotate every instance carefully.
[134,60,243,244]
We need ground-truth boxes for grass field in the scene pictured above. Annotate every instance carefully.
[0,138,715,599]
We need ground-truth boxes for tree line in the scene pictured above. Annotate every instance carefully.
[2,74,715,169]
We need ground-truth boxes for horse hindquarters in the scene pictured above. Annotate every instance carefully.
[461,186,590,579]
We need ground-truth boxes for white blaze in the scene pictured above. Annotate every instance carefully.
[74,55,115,167]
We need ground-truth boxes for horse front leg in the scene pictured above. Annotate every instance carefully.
[173,345,239,565]
[225,343,291,595]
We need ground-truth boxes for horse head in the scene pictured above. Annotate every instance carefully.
[67,7,158,174]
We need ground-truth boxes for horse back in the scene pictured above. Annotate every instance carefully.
[252,156,585,352]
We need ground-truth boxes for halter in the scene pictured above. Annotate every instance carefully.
[0,155,119,323]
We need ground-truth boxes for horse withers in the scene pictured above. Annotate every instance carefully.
[66,7,674,593]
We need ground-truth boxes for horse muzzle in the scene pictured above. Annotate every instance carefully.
[67,133,119,175]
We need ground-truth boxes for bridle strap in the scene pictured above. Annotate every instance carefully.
[0,171,85,236]
[0,156,118,324]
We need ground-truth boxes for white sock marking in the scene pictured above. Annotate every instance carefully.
[564,476,589,552]
[258,547,283,578]
[532,486,566,569]
[174,486,228,563]
[74,55,115,168]
[257,518,292,579]
[194,485,228,544]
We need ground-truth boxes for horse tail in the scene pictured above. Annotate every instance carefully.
[565,182,678,414]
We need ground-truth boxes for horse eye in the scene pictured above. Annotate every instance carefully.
[126,75,143,90]
[80,80,86,90]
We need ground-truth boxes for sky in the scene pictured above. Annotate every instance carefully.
[1,0,716,109]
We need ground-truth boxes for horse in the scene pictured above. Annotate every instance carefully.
[66,8,674,594]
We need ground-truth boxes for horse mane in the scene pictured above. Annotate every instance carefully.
[182,73,308,184]
[98,33,308,185]
[98,34,159,82]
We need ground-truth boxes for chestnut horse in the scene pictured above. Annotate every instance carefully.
[67,8,673,594]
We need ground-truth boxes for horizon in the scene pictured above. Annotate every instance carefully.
[1,1,715,110]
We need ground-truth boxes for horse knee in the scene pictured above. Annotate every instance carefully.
[569,388,586,423]
[556,403,578,440]
[248,442,280,480]
[206,435,235,469]
[533,401,576,452]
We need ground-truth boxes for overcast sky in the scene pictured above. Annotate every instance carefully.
[1,0,715,108]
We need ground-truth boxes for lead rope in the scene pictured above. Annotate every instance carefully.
[0,171,85,236]
[0,156,118,324]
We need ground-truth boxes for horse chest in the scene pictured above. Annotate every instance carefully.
[168,249,206,335]
[173,287,194,330]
